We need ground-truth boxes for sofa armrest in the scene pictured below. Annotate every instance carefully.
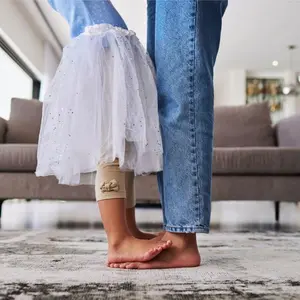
[276,114,300,147]
[0,117,7,143]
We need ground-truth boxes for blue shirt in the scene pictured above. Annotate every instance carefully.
[48,0,127,38]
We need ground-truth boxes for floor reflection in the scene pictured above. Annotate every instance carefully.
[1,199,300,232]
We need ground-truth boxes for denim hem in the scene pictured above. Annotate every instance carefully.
[164,225,209,234]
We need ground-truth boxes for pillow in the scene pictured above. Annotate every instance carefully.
[214,102,275,147]
[6,98,42,144]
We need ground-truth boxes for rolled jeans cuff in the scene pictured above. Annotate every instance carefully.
[164,225,209,234]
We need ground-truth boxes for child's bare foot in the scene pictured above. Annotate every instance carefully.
[109,232,200,269]
[107,236,172,264]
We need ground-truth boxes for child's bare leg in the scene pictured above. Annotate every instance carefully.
[96,161,172,265]
[126,206,158,239]
[125,172,158,239]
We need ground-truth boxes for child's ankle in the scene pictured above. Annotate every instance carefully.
[108,234,133,249]
[128,226,140,236]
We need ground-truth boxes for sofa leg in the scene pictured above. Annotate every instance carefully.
[275,201,280,223]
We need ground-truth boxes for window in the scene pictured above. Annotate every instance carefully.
[0,37,40,119]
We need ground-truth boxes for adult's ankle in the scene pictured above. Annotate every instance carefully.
[163,232,197,247]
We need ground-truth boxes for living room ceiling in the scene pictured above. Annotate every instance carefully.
[38,0,300,71]
[36,0,70,47]
[217,0,300,71]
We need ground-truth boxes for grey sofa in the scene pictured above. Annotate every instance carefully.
[0,98,300,221]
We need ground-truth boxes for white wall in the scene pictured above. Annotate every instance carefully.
[112,0,147,46]
[0,0,146,78]
[214,68,300,122]
[281,71,300,119]
[214,70,230,107]
[0,48,33,119]
[213,0,300,119]
[0,0,44,77]
[214,69,246,107]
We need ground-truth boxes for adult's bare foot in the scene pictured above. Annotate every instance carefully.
[131,230,166,240]
[107,236,172,264]
[109,232,200,269]
[130,230,157,240]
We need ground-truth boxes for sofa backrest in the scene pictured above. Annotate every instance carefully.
[6,98,42,144]
[4,98,276,147]
[276,113,300,147]
[214,102,276,147]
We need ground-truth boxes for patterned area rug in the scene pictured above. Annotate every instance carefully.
[0,230,300,299]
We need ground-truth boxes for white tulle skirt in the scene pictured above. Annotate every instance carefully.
[36,24,163,186]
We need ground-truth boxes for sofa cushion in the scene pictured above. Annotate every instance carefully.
[0,117,7,143]
[0,144,37,171]
[214,102,275,147]
[6,98,42,143]
[0,173,95,200]
[213,147,300,175]
[276,114,300,147]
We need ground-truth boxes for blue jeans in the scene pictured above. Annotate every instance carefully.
[147,0,227,233]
